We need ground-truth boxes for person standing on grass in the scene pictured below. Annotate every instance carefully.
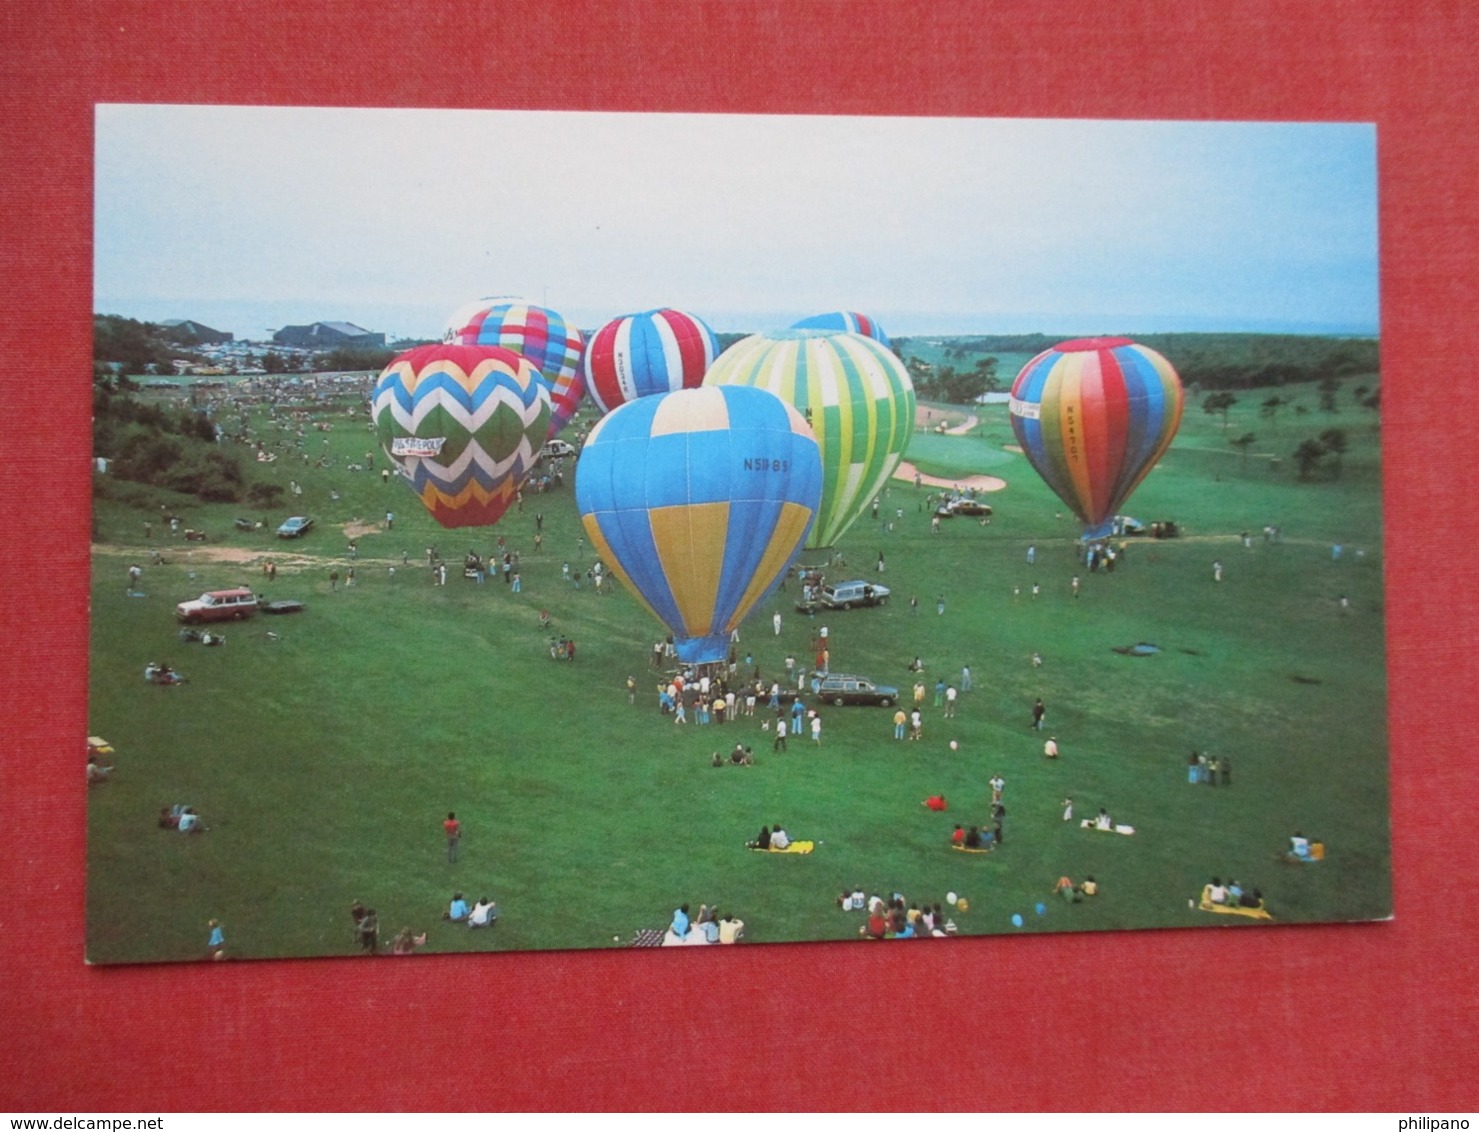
[444,812,461,863]
[1032,698,1046,731]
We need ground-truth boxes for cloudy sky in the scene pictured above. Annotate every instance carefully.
[95,105,1378,342]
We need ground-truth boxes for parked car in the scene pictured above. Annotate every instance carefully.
[809,673,900,707]
[944,498,992,517]
[276,515,315,539]
[816,580,890,609]
[175,587,259,624]
[538,439,578,463]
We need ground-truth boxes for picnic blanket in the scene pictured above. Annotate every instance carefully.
[749,840,815,854]
[1081,819,1136,835]
[1198,888,1273,920]
[951,843,993,854]
[630,928,665,947]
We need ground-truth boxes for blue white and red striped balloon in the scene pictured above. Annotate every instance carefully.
[582,308,721,415]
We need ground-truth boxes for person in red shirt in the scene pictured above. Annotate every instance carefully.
[444,812,461,863]
[951,824,966,844]
[923,794,948,811]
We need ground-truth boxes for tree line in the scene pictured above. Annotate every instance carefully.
[894,332,1379,397]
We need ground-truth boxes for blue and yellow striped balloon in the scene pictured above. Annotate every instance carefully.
[575,385,823,664]
[703,329,914,549]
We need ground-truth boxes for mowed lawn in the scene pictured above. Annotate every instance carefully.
[86,381,1389,963]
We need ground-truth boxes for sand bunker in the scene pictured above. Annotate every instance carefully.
[893,460,1007,493]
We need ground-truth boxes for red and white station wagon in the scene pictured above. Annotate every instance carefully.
[174,588,259,624]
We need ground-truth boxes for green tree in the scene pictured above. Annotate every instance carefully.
[973,355,1000,393]
[1203,391,1238,429]
[1318,376,1343,412]
[1292,438,1327,480]
[1229,431,1257,472]
[1259,395,1290,430]
[1318,428,1349,478]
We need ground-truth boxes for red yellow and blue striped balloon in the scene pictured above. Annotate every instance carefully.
[703,329,914,549]
[442,299,585,438]
[575,385,823,664]
[1009,337,1184,539]
[372,343,551,529]
[582,307,721,415]
[790,310,892,350]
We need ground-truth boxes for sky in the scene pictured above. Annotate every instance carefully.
[94,105,1379,342]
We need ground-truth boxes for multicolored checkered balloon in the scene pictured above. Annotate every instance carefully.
[790,310,891,350]
[442,299,585,438]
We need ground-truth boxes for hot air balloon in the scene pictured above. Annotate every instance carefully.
[371,343,550,529]
[582,307,721,415]
[1008,337,1184,540]
[790,310,892,349]
[703,329,914,549]
[575,385,823,664]
[442,298,585,438]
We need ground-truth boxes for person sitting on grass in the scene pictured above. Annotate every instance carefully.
[951,824,965,845]
[1239,887,1264,910]
[1095,808,1113,831]
[964,825,983,849]
[158,806,179,829]
[718,912,745,944]
[860,906,888,939]
[1055,877,1081,902]
[1207,877,1229,904]
[922,794,948,811]
[87,755,113,784]
[1288,832,1312,860]
[747,825,771,850]
[391,927,428,955]
[468,897,498,929]
[1080,876,1098,897]
[444,893,469,922]
[176,806,206,833]
[770,823,791,850]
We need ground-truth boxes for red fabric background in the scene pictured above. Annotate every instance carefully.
[3,0,1475,1111]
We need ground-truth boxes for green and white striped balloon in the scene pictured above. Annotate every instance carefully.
[703,329,914,549]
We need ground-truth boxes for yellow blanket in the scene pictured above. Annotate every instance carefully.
[1199,887,1273,920]
[750,841,815,854]
[951,843,993,854]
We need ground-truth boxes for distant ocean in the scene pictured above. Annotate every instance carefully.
[93,296,1379,345]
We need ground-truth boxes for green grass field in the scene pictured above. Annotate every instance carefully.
[86,379,1389,962]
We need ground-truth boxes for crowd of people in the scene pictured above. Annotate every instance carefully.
[840,890,958,939]
[662,902,745,945]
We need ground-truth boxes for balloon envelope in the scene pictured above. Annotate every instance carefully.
[371,343,550,529]
[442,299,585,438]
[703,329,914,549]
[575,385,822,664]
[583,308,721,415]
[1009,337,1184,539]
[790,310,891,349]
